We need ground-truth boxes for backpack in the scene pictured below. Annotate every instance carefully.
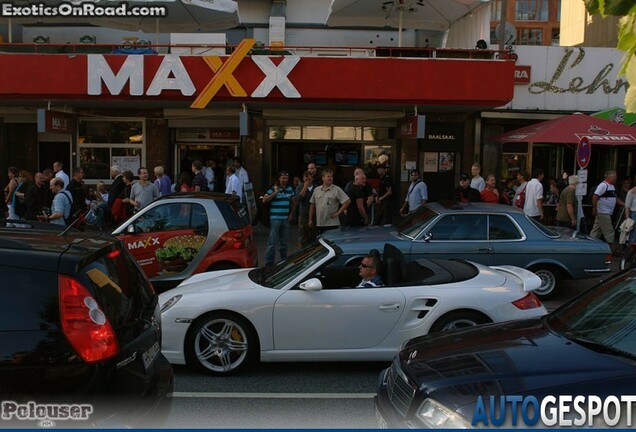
[513,184,526,209]
[59,191,77,226]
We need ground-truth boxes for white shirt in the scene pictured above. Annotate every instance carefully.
[236,167,249,186]
[523,178,544,217]
[56,170,70,189]
[204,166,215,191]
[471,175,485,192]
[405,180,428,212]
[594,181,617,215]
[225,174,242,202]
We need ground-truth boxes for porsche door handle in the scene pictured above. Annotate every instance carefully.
[378,303,401,312]
[478,248,493,252]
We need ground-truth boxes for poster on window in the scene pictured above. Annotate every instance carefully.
[439,153,454,172]
[112,156,140,175]
[423,152,438,173]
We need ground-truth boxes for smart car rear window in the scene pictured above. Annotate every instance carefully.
[217,201,249,230]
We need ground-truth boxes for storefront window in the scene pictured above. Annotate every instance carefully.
[333,127,363,141]
[269,126,384,141]
[78,119,145,182]
[302,126,332,140]
[502,153,527,180]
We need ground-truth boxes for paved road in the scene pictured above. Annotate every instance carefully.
[166,362,382,428]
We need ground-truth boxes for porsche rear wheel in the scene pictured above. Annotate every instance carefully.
[430,311,490,333]
[185,313,257,375]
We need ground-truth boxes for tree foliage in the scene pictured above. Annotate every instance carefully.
[584,0,636,111]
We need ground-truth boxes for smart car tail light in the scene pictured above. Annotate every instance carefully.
[58,275,119,363]
[221,229,249,250]
[512,292,542,310]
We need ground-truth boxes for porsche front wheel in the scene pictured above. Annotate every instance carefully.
[185,313,257,375]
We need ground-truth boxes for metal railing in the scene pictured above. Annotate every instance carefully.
[0,42,508,60]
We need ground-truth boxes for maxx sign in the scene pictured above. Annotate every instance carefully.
[87,39,301,109]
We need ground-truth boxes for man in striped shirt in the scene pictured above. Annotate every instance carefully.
[262,171,296,266]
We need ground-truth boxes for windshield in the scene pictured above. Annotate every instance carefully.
[547,270,636,358]
[394,205,439,239]
[253,242,330,289]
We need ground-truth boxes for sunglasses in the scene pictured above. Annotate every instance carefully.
[359,263,374,269]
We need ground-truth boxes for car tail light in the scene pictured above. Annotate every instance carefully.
[512,292,542,310]
[221,230,248,249]
[604,254,612,265]
[58,275,119,363]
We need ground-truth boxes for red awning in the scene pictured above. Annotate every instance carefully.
[494,113,636,145]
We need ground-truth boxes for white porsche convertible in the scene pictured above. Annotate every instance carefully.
[159,240,547,374]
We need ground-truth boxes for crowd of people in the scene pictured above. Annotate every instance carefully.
[1,156,251,230]
[3,156,631,265]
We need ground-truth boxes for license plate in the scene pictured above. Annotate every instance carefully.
[142,341,160,371]
[375,406,388,429]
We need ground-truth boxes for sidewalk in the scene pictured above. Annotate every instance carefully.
[252,221,301,266]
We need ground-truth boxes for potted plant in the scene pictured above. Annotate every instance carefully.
[155,235,205,273]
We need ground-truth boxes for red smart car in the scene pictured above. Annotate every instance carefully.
[112,192,257,292]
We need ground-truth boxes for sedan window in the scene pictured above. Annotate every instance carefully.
[396,206,438,239]
[429,214,487,241]
[489,215,522,240]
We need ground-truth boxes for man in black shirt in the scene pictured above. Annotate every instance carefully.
[24,172,49,220]
[346,171,371,227]
[67,167,88,217]
[454,173,481,203]
[376,164,395,225]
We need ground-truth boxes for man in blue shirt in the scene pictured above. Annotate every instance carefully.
[47,178,72,226]
[262,171,296,266]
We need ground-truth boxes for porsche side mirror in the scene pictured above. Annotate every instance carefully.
[424,232,433,242]
[127,224,136,234]
[299,278,323,291]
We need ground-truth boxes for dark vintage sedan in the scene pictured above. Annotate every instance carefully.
[375,267,636,428]
[323,202,612,299]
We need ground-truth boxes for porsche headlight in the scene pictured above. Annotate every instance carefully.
[160,295,182,313]
[416,398,471,429]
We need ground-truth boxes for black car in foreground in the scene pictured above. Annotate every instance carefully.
[376,267,636,428]
[0,221,173,427]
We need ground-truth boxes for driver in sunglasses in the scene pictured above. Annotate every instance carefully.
[357,251,383,288]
